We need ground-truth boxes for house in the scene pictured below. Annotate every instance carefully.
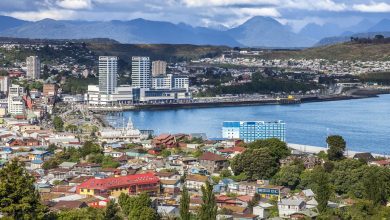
[353,153,375,162]
[51,201,88,211]
[153,134,177,148]
[160,179,181,195]
[278,198,306,218]
[218,146,246,158]
[186,174,209,191]
[370,159,390,167]
[76,173,160,197]
[59,162,77,169]
[157,206,179,218]
[253,202,274,219]
[199,152,228,173]
[28,150,50,161]
[30,159,44,169]
[73,163,101,175]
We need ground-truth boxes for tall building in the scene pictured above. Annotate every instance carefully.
[132,57,151,89]
[222,121,286,142]
[99,56,118,95]
[26,56,40,79]
[8,84,26,115]
[151,60,167,76]
[0,76,10,94]
[43,83,58,97]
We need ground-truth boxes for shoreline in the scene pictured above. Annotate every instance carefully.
[89,92,388,113]
[288,143,390,158]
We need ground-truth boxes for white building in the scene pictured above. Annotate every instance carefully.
[152,60,167,76]
[99,56,118,95]
[8,84,26,115]
[0,76,10,94]
[151,74,189,90]
[278,198,306,218]
[26,56,40,79]
[132,56,151,89]
[85,85,134,106]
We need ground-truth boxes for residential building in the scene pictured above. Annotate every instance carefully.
[199,152,228,173]
[43,83,58,97]
[76,173,160,197]
[132,56,151,89]
[26,56,40,79]
[186,174,209,191]
[222,121,286,142]
[278,198,306,218]
[0,76,10,94]
[8,97,25,115]
[152,60,167,76]
[152,74,189,90]
[98,56,118,95]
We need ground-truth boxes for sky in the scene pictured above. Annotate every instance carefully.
[1,0,390,31]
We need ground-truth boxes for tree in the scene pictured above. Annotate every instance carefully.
[312,167,332,213]
[80,141,102,158]
[272,163,304,190]
[231,148,278,180]
[246,138,290,160]
[198,181,217,220]
[102,156,120,168]
[118,193,158,220]
[104,199,123,220]
[180,185,191,220]
[57,207,104,219]
[363,166,389,205]
[53,116,64,132]
[0,159,47,219]
[327,135,346,161]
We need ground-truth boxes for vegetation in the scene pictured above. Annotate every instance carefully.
[56,207,104,219]
[180,185,191,220]
[198,181,218,220]
[0,159,47,219]
[53,116,64,132]
[103,200,123,220]
[118,193,158,220]
[360,72,390,85]
[231,138,290,180]
[327,135,346,161]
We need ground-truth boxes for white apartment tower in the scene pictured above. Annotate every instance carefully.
[99,56,118,95]
[132,56,151,89]
[0,76,10,94]
[8,84,26,115]
[26,56,40,79]
[152,60,167,76]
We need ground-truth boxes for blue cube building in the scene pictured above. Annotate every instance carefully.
[222,121,286,142]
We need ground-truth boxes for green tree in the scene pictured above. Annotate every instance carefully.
[80,141,102,158]
[246,138,290,160]
[231,148,278,180]
[312,167,332,213]
[327,135,346,161]
[57,207,104,219]
[102,156,120,168]
[0,159,47,219]
[180,185,191,220]
[198,181,217,220]
[363,166,389,205]
[118,193,158,220]
[53,116,64,132]
[272,163,304,190]
[104,199,123,220]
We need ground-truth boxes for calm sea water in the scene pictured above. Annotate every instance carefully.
[108,95,390,154]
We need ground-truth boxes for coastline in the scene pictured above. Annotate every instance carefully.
[89,92,388,113]
[288,143,390,158]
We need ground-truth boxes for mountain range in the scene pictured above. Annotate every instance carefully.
[0,15,389,48]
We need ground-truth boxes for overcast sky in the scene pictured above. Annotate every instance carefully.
[1,0,390,31]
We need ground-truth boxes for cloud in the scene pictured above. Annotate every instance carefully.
[5,9,76,21]
[352,2,390,13]
[56,0,92,10]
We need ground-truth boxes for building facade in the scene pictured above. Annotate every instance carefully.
[8,84,26,115]
[77,173,160,197]
[132,56,151,89]
[26,56,40,79]
[85,85,134,106]
[222,121,286,142]
[99,56,118,95]
[151,60,167,76]
[151,74,189,90]
[0,76,10,94]
[43,83,58,97]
